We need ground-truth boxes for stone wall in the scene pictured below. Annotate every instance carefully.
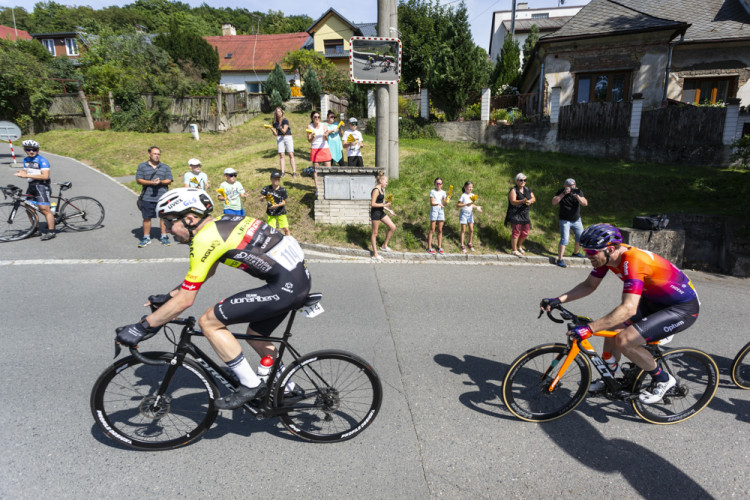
[620,228,685,267]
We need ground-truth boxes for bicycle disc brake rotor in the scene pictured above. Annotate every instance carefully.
[318,388,340,413]
[139,394,172,420]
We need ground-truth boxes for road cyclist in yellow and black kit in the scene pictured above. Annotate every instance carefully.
[115,187,310,409]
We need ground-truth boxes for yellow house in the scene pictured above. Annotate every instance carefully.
[307,8,377,73]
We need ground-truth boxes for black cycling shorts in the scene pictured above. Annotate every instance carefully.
[27,183,51,205]
[213,264,311,336]
[629,297,700,342]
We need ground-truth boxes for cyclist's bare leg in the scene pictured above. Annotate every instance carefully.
[39,204,55,231]
[199,308,244,362]
[615,325,658,372]
[247,328,276,360]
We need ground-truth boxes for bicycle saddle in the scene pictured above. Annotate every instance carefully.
[304,293,322,307]
[59,182,72,191]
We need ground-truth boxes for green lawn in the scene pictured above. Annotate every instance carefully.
[32,110,749,256]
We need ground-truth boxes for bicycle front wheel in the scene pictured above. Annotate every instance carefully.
[730,342,750,390]
[90,353,219,450]
[502,344,592,422]
[0,202,38,241]
[60,196,105,230]
[273,350,382,442]
[631,348,719,424]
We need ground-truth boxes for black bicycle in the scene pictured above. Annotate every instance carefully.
[90,293,383,450]
[502,304,719,424]
[0,182,105,241]
[731,340,750,390]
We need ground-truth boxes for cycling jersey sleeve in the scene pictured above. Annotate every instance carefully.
[181,222,230,291]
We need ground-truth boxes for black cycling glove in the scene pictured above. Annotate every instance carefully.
[148,294,172,310]
[115,318,160,347]
[540,297,561,309]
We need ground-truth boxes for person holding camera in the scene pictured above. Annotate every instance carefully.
[552,178,588,268]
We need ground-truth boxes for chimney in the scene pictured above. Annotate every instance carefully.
[222,23,236,36]
[518,2,529,9]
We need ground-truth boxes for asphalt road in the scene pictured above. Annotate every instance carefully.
[1,152,749,499]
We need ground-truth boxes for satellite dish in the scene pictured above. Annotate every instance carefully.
[0,121,22,141]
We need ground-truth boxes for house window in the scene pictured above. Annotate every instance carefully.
[246,82,264,93]
[42,39,55,56]
[531,13,549,19]
[65,38,79,56]
[324,39,345,57]
[575,71,630,103]
[682,77,736,105]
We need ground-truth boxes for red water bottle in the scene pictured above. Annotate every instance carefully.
[257,355,274,383]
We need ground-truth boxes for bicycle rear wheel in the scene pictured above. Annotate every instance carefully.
[60,196,105,230]
[0,202,38,241]
[730,342,750,390]
[90,353,219,450]
[630,348,718,424]
[502,344,592,422]
[273,350,382,442]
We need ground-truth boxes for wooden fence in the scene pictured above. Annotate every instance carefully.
[558,101,632,140]
[639,106,726,148]
[491,93,540,117]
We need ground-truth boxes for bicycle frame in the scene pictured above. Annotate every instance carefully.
[131,306,313,418]
[547,330,620,393]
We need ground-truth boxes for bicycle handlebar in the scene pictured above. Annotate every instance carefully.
[538,303,591,326]
[129,346,168,366]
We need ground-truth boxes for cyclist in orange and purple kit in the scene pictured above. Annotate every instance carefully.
[540,223,700,404]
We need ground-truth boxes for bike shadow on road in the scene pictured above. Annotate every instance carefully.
[702,352,750,423]
[433,353,517,420]
[541,412,714,498]
[89,412,300,451]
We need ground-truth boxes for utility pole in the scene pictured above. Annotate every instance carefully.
[510,0,517,37]
[388,0,399,179]
[376,0,390,176]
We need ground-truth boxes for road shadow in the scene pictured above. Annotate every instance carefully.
[433,353,517,420]
[540,412,713,498]
[703,352,750,423]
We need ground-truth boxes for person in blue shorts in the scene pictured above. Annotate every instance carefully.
[17,140,55,240]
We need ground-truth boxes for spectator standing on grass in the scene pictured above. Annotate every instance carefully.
[504,172,535,257]
[218,168,248,216]
[325,110,345,166]
[136,146,173,247]
[342,117,364,166]
[260,171,290,236]
[457,181,482,253]
[271,106,297,178]
[184,158,210,190]
[427,177,448,255]
[370,171,396,261]
[552,178,588,268]
[17,140,55,240]
[306,110,330,192]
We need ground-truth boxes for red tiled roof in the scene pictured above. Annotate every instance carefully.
[0,24,32,41]
[204,32,310,72]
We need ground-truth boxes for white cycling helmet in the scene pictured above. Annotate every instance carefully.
[22,140,40,149]
[157,187,213,219]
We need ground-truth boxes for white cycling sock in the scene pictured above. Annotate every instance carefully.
[227,354,261,388]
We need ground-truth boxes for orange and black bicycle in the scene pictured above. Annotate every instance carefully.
[730,340,750,390]
[502,303,719,425]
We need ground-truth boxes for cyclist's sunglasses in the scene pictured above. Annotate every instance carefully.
[583,249,600,256]
[25,148,39,152]
[163,217,179,229]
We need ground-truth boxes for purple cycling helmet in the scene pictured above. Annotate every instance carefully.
[579,223,623,250]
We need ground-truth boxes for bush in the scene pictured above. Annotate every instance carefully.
[269,89,283,110]
[491,108,509,122]
[461,102,481,120]
[111,96,172,133]
[398,96,418,118]
[731,135,750,169]
[265,63,291,102]
[301,68,321,107]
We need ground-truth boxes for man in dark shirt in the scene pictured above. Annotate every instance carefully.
[260,171,290,235]
[551,178,588,267]
[135,146,173,247]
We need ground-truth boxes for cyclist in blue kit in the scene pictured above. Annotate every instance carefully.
[17,140,55,240]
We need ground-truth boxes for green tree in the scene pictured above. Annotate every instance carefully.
[265,63,291,102]
[154,17,220,85]
[282,49,348,96]
[522,24,540,69]
[490,33,521,94]
[0,39,57,131]
[269,89,283,110]
[301,68,321,107]
[400,0,491,120]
